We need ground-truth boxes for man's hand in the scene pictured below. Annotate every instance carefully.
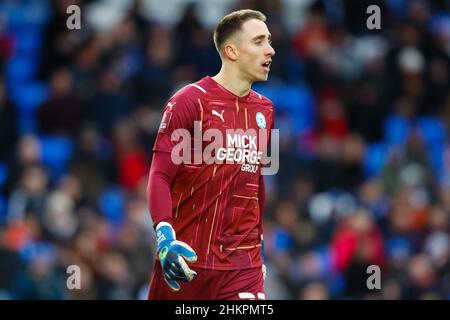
[156,222,198,292]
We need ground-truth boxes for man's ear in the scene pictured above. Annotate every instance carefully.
[223,43,238,61]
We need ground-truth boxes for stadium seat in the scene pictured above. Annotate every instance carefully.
[253,83,316,135]
[417,116,446,147]
[0,162,8,189]
[39,136,74,182]
[19,241,56,264]
[10,82,49,115]
[386,237,412,260]
[364,142,388,178]
[384,115,410,146]
[417,116,446,172]
[5,56,37,83]
[99,187,125,225]
[271,227,294,253]
[0,195,7,222]
[1,0,51,30]
[14,27,42,55]
[284,53,305,82]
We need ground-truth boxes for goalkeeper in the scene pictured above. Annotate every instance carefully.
[147,9,275,300]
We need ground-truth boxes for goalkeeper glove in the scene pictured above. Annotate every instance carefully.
[156,222,198,292]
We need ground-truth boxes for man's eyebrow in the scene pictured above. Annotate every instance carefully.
[252,34,272,41]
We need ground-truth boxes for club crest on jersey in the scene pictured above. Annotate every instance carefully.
[256,112,266,129]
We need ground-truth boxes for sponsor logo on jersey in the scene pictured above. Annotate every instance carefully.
[216,133,263,173]
[170,122,279,175]
[212,109,225,122]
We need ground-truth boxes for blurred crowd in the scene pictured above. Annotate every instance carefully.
[0,0,449,299]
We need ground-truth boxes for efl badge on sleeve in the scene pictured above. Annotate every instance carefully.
[158,110,173,133]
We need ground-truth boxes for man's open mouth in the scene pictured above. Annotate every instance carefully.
[262,61,271,71]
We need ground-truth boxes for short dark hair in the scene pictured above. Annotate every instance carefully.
[213,9,266,57]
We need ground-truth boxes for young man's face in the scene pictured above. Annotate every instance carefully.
[233,19,275,82]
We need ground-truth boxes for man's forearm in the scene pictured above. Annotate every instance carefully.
[147,151,179,228]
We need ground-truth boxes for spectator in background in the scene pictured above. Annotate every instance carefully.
[7,165,49,223]
[71,37,102,103]
[3,135,42,197]
[174,3,221,77]
[87,70,136,135]
[41,181,79,243]
[0,226,24,299]
[38,0,84,80]
[345,78,387,142]
[68,123,111,207]
[112,119,149,191]
[36,68,84,137]
[1,0,449,300]
[331,209,386,297]
[11,243,65,300]
[0,76,18,164]
[135,24,174,105]
[385,21,426,106]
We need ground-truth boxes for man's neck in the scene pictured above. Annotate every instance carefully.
[211,66,252,97]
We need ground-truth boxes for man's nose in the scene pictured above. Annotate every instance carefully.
[266,44,275,57]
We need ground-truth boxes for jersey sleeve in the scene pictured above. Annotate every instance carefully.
[147,151,179,228]
[148,90,201,227]
[269,104,275,145]
[153,93,200,154]
[258,173,266,236]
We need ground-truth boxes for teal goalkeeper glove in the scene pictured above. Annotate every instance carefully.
[156,222,198,292]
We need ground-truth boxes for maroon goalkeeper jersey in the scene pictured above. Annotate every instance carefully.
[153,76,274,270]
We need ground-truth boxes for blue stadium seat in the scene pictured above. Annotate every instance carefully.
[10,82,49,114]
[386,237,412,260]
[272,227,294,253]
[253,83,316,135]
[430,13,450,37]
[384,115,410,146]
[251,84,280,106]
[385,0,407,17]
[0,195,7,222]
[284,53,305,82]
[1,0,51,30]
[14,27,43,55]
[39,136,74,182]
[283,85,316,135]
[417,116,446,172]
[19,241,56,264]
[99,187,125,225]
[0,162,8,189]
[316,245,333,274]
[417,116,446,147]
[364,142,388,178]
[0,165,8,224]
[5,56,37,83]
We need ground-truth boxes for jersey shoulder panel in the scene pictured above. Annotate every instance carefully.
[250,89,274,109]
[169,80,208,103]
